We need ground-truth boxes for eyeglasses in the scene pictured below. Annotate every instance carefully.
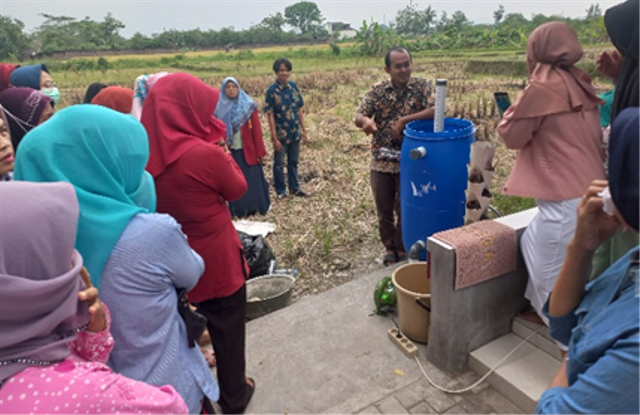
[41,81,57,89]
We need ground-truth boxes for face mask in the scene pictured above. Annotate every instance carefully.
[41,87,60,105]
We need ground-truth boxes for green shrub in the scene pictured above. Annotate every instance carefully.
[96,57,111,71]
[236,49,255,60]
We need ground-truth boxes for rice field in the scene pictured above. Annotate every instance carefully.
[49,44,611,299]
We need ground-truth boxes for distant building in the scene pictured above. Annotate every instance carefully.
[326,22,358,40]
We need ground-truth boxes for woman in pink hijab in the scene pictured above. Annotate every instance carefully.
[497,22,605,339]
[0,181,188,414]
[131,72,170,120]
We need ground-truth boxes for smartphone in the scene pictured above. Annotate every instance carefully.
[493,92,511,118]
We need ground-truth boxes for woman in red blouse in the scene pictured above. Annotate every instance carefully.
[215,77,271,218]
[141,73,255,414]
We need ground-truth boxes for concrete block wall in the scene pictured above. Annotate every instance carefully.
[425,208,538,374]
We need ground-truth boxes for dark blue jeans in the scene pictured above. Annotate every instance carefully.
[272,139,300,195]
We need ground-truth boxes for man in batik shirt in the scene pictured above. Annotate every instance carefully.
[354,47,434,266]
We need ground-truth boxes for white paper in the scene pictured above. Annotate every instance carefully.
[233,220,276,237]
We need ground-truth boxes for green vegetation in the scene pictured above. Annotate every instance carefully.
[1,2,609,61]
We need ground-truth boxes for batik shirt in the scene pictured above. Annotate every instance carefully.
[264,80,304,144]
[358,77,434,173]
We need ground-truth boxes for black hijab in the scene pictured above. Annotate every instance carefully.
[605,0,639,121]
[83,82,107,104]
[608,107,639,230]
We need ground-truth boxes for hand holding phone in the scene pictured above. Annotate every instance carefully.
[493,92,511,118]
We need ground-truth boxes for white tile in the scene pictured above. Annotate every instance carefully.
[469,334,561,414]
[512,318,562,361]
[470,333,537,369]
[494,349,561,402]
[511,319,535,340]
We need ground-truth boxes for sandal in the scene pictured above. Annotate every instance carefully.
[291,189,309,197]
[397,252,408,262]
[383,252,397,267]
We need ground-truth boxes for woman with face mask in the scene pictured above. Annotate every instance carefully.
[9,63,60,105]
[0,87,54,153]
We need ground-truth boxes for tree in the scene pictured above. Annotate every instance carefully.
[101,12,125,48]
[32,13,124,52]
[394,4,436,36]
[0,16,31,59]
[451,11,471,30]
[435,11,450,32]
[260,12,286,32]
[493,5,505,25]
[586,3,603,19]
[423,6,437,34]
[129,32,151,49]
[35,13,79,51]
[284,1,324,34]
[502,13,529,27]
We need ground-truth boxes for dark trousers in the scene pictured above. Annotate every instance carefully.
[370,170,405,253]
[201,397,216,414]
[272,139,301,195]
[196,285,251,414]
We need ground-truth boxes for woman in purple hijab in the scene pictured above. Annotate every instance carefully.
[0,181,189,414]
[0,87,54,152]
[0,106,14,181]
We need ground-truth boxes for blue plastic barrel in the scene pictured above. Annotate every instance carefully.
[400,118,475,260]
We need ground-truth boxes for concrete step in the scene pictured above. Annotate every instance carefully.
[469,332,561,413]
[511,317,563,361]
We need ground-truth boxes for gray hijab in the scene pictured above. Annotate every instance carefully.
[0,181,90,382]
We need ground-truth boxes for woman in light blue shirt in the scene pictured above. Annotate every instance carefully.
[14,104,219,413]
[536,107,639,414]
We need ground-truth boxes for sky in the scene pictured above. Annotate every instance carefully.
[0,0,620,37]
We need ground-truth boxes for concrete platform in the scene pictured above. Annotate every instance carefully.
[242,264,521,414]
[469,319,562,413]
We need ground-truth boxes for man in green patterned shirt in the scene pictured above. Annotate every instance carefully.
[354,47,434,266]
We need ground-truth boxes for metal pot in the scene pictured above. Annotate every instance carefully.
[245,274,297,320]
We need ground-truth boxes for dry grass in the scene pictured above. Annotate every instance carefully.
[53,49,612,299]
